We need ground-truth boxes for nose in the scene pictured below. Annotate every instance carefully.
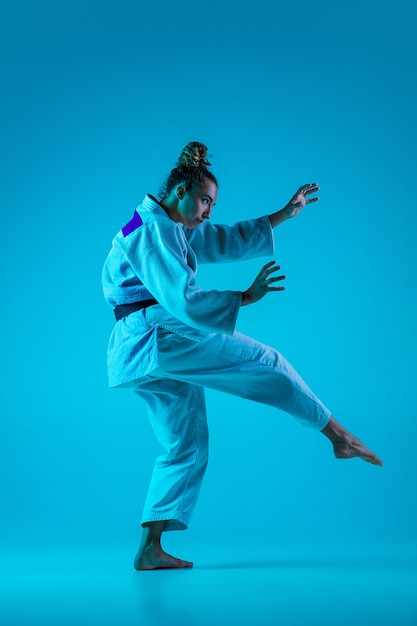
[203,208,211,220]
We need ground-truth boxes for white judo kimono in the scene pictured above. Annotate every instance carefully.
[102,194,331,531]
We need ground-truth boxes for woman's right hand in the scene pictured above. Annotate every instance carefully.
[241,261,286,306]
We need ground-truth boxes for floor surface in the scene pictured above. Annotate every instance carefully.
[1,543,416,625]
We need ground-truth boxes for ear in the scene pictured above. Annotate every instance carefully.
[177,185,185,200]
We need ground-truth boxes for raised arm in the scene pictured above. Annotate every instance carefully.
[185,215,274,264]
[269,183,320,228]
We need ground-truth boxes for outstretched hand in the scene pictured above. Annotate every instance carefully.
[286,183,320,218]
[241,261,286,306]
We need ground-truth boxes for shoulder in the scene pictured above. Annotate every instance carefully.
[117,201,182,251]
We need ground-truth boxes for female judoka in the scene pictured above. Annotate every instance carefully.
[102,141,383,571]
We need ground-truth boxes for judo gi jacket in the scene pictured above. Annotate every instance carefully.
[102,194,275,387]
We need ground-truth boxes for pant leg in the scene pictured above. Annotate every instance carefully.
[147,327,331,431]
[132,375,209,531]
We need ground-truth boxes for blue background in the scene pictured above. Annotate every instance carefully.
[1,0,416,568]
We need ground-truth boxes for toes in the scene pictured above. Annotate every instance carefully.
[371,454,383,466]
[166,559,193,569]
[176,558,193,567]
[361,454,383,466]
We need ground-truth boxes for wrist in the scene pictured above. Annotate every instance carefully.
[269,205,292,228]
[240,291,252,307]
[280,204,294,221]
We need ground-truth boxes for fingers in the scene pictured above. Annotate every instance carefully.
[296,183,320,197]
[260,260,280,274]
[254,260,287,295]
[261,260,277,271]
[267,274,286,283]
[265,265,282,276]
[259,262,285,280]
[261,262,286,287]
[266,274,286,294]
[300,182,318,192]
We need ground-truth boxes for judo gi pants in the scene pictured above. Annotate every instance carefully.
[130,326,332,532]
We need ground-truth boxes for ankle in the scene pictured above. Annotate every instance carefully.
[321,416,346,443]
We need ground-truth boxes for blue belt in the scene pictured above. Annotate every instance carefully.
[114,299,158,321]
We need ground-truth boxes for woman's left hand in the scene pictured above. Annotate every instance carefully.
[285,183,320,218]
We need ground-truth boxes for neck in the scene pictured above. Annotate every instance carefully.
[158,195,182,224]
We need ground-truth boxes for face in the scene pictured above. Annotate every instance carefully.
[177,178,218,228]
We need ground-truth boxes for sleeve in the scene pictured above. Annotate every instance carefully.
[117,218,242,335]
[184,214,275,264]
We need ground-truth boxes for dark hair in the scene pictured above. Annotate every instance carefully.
[158,141,218,199]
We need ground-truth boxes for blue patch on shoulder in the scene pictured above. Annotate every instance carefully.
[122,211,144,237]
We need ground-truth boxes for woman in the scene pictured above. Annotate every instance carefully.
[102,141,382,571]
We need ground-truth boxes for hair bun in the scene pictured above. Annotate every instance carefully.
[177,142,212,168]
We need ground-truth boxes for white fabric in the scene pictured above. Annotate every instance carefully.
[102,194,274,386]
[131,307,331,531]
[102,193,331,532]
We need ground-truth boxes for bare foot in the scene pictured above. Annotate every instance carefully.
[332,435,383,465]
[134,545,194,570]
[322,417,383,466]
